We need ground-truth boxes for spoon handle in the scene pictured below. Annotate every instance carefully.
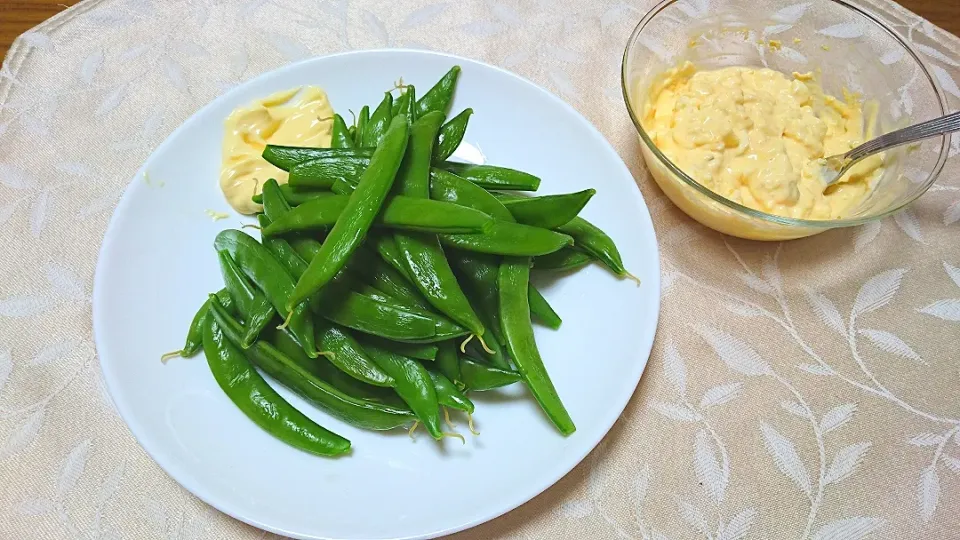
[845,110,960,163]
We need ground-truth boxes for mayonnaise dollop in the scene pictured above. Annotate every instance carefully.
[221,87,333,214]
[642,62,882,220]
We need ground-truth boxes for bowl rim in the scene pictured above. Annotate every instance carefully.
[620,0,952,229]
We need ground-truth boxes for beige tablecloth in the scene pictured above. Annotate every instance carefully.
[2,0,959,538]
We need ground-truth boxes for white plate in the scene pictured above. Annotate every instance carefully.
[93,49,660,540]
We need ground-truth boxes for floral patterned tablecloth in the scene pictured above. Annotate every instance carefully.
[1,0,959,538]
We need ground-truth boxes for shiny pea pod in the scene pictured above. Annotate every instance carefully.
[202,310,350,456]
[439,221,573,257]
[433,108,472,162]
[209,298,413,431]
[393,111,487,339]
[262,146,366,172]
[362,344,443,439]
[216,250,275,347]
[438,162,540,191]
[392,88,411,118]
[261,193,493,235]
[288,155,371,190]
[369,234,413,281]
[533,247,593,272]
[435,340,462,387]
[349,246,433,312]
[331,113,355,149]
[528,283,561,330]
[499,257,575,435]
[354,105,369,146]
[446,252,510,369]
[363,93,393,147]
[315,321,395,387]
[428,169,514,221]
[251,184,326,206]
[288,115,409,309]
[427,369,474,414]
[498,189,596,229]
[361,336,438,361]
[416,65,460,117]
[169,289,231,359]
[213,230,318,358]
[460,356,522,391]
[259,215,309,278]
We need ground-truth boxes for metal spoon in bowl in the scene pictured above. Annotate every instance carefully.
[819,110,960,187]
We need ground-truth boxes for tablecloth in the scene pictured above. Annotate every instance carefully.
[1,0,959,538]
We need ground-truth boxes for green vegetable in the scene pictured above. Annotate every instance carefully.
[434,108,473,162]
[528,283,561,330]
[499,189,596,229]
[460,356,521,391]
[417,65,460,117]
[533,248,593,272]
[216,250,275,346]
[363,344,443,439]
[331,113,355,149]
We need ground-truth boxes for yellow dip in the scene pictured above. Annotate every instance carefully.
[221,87,334,214]
[642,62,882,220]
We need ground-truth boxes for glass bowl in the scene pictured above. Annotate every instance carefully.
[621,0,951,240]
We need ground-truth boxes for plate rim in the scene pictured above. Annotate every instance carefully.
[92,48,662,540]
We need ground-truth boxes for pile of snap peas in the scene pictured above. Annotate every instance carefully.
[168,66,635,457]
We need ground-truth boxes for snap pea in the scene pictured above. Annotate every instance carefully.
[498,189,596,229]
[446,253,510,369]
[202,309,350,456]
[361,336,438,361]
[268,326,395,403]
[392,88,411,118]
[354,105,369,146]
[417,65,460,117]
[438,162,540,191]
[314,321,395,387]
[209,298,413,431]
[393,111,487,340]
[259,214,309,278]
[349,246,433,312]
[288,155,371,190]
[260,180,329,261]
[460,356,522,391]
[439,221,573,256]
[369,234,413,281]
[288,115,409,310]
[433,108,472,162]
[427,369,474,414]
[262,147,366,172]
[362,344,443,439]
[214,230,317,358]
[363,92,393,147]
[528,283,561,330]
[435,341,462,387]
[168,289,231,360]
[428,169,515,221]
[331,113,355,149]
[251,183,325,206]
[262,193,493,235]
[216,250,275,347]
[495,192,630,277]
[533,247,593,272]
[499,257,574,435]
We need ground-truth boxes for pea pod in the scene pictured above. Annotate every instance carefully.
[216,250,275,347]
[369,234,413,281]
[439,221,573,256]
[499,257,574,435]
[314,321,395,387]
[498,189,596,229]
[496,192,630,277]
[288,115,409,309]
[213,230,317,358]
[435,341,462,387]
[362,344,443,439]
[251,184,325,206]
[209,298,413,431]
[363,92,393,147]
[392,88,411,118]
[533,247,593,272]
[331,113,355,149]
[349,246,433,312]
[438,162,540,191]
[261,193,493,235]
[262,147,366,172]
[427,369,474,414]
[288,155,371,190]
[260,180,328,259]
[446,253,510,369]
[433,108,472,161]
[460,356,522,391]
[393,111,487,339]
[361,336,438,361]
[417,65,460,117]
[169,289,231,359]
[354,105,369,146]
[259,215,309,278]
[528,283,561,330]
[202,310,350,456]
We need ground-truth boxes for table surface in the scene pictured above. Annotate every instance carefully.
[1,0,959,61]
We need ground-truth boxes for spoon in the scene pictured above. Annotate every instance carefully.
[820,110,960,187]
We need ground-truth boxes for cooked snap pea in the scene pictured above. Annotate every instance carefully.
[427,368,474,414]
[331,113,355,149]
[362,344,443,439]
[251,183,326,206]
[460,356,522,391]
[434,108,472,162]
[533,247,593,272]
[262,147,367,172]
[363,92,394,147]
[498,189,596,229]
[216,250,275,347]
[528,283,561,330]
[438,162,540,191]
[439,221,573,257]
[417,65,460,117]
